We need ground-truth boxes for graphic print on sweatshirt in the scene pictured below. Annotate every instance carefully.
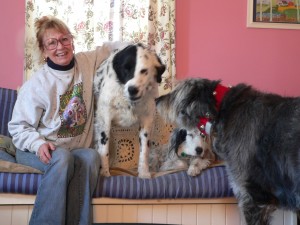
[58,83,87,138]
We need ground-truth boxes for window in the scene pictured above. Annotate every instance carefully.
[25,0,176,94]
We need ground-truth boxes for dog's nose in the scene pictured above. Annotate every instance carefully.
[128,86,139,96]
[196,147,203,155]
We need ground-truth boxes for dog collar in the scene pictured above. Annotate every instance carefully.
[197,84,230,136]
[197,116,212,136]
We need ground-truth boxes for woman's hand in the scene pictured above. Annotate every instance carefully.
[37,142,56,164]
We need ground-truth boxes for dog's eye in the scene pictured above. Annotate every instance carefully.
[188,134,194,138]
[140,69,148,75]
[180,110,186,115]
[180,110,191,119]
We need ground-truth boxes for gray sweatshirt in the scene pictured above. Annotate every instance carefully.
[8,42,128,154]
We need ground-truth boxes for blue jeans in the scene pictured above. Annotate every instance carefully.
[16,147,100,225]
[0,149,16,163]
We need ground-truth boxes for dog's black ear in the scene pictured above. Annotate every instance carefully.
[169,128,180,156]
[113,44,137,85]
[156,64,165,83]
[155,54,166,83]
[177,129,187,143]
[169,128,187,155]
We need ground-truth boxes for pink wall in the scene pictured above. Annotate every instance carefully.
[0,1,24,90]
[1,1,300,96]
[176,0,300,96]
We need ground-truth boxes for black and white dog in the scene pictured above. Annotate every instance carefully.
[156,78,300,225]
[149,127,215,176]
[94,43,165,178]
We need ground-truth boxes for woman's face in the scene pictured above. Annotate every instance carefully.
[43,28,74,66]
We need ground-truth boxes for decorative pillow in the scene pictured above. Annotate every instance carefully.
[0,160,43,174]
[0,136,44,174]
[0,135,16,156]
[108,111,175,173]
[109,124,140,170]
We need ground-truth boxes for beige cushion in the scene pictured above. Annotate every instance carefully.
[0,160,43,174]
[0,135,16,156]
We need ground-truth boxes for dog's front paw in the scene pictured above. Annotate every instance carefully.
[138,170,152,179]
[100,168,111,177]
[199,159,211,170]
[187,165,201,176]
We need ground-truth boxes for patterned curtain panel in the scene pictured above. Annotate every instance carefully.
[25,0,176,95]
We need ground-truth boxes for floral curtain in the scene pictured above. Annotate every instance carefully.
[25,0,176,95]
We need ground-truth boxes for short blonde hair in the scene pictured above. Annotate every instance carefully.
[35,16,73,52]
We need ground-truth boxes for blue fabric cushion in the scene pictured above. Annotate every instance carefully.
[0,166,233,198]
[94,166,233,199]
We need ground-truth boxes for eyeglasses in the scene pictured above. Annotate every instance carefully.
[44,34,73,50]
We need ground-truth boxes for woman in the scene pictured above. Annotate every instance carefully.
[8,16,127,225]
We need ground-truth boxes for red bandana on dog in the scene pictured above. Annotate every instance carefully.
[197,84,230,136]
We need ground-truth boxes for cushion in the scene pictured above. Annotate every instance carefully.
[0,135,16,156]
[108,112,175,172]
[0,165,233,198]
[0,136,42,174]
[0,160,43,174]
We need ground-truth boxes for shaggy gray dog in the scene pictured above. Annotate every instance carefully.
[156,78,300,225]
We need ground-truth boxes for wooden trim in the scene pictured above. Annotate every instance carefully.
[0,193,237,205]
[92,197,238,205]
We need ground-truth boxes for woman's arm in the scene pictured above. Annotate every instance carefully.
[8,82,47,154]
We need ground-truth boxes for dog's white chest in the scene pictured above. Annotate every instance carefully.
[112,102,139,126]
[111,98,152,127]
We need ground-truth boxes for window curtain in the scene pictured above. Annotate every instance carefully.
[25,0,176,95]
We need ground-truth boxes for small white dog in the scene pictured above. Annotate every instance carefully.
[94,43,166,178]
[149,127,215,176]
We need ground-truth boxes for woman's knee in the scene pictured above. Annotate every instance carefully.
[73,148,99,162]
[86,149,100,163]
[51,148,74,168]
[43,148,75,183]
[72,148,100,170]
